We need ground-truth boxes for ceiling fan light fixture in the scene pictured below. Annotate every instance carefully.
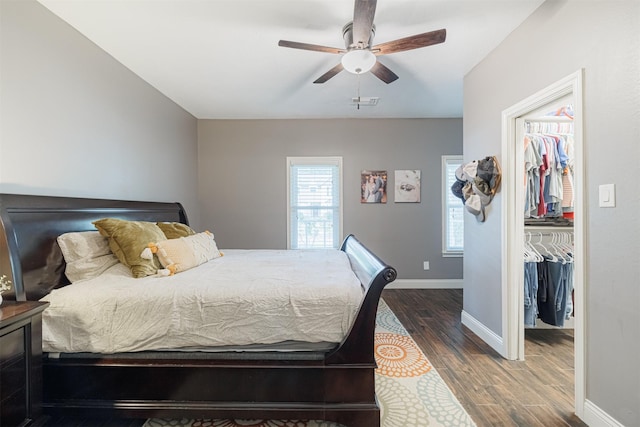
[341,49,376,74]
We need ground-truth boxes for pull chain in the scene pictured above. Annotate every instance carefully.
[356,74,361,110]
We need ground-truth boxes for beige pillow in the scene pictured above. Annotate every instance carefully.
[144,231,222,275]
[93,218,167,278]
[156,222,196,239]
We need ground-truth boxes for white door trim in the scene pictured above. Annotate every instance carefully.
[500,69,586,418]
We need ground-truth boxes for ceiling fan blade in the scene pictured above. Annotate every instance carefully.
[372,28,446,55]
[313,63,344,84]
[370,61,399,84]
[352,0,377,47]
[278,40,345,54]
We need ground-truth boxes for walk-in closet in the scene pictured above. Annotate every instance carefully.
[523,103,575,331]
[519,99,579,418]
[503,70,585,418]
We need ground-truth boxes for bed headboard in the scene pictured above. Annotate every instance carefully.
[0,194,188,302]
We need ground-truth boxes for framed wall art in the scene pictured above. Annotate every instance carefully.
[394,170,421,203]
[361,170,387,203]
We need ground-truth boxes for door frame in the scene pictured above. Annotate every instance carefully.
[500,69,586,417]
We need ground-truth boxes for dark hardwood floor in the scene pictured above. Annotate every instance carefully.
[382,288,587,427]
[41,289,587,427]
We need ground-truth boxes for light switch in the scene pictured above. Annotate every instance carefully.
[599,184,616,208]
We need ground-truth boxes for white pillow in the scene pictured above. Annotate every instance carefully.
[143,231,222,275]
[57,231,119,282]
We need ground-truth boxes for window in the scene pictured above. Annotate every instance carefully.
[287,157,342,249]
[442,155,464,255]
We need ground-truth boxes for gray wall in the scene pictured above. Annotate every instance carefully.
[198,119,462,280]
[0,0,199,224]
[463,1,640,425]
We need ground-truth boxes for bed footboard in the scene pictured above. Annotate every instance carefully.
[327,234,397,365]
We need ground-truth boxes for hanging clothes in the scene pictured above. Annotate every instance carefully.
[523,117,575,328]
[524,262,539,327]
[524,136,543,218]
[523,125,575,220]
[561,134,576,216]
[538,258,570,327]
[523,232,574,327]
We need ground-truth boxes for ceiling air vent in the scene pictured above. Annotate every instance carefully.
[351,97,379,107]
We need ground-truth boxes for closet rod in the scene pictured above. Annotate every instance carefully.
[525,131,573,134]
[525,225,573,232]
[524,120,574,134]
[525,231,573,236]
[524,117,574,123]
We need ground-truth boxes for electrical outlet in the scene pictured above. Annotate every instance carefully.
[423,261,430,270]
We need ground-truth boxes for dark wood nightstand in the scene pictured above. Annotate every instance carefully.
[0,301,49,427]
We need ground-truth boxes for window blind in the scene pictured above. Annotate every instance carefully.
[288,158,341,249]
[443,156,464,254]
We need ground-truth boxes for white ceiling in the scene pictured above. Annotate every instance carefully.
[37,0,544,119]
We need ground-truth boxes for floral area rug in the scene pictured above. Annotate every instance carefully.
[144,299,476,427]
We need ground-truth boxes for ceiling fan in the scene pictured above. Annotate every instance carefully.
[278,0,446,84]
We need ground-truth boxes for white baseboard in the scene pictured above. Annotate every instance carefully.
[583,399,625,427]
[386,279,463,289]
[460,310,507,358]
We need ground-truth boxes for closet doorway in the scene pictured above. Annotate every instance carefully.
[500,70,586,418]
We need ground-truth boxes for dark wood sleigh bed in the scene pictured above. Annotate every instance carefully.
[0,193,397,427]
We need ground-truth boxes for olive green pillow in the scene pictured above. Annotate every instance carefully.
[93,218,166,278]
[156,222,196,239]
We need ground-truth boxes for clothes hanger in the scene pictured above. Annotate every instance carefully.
[549,233,564,264]
[523,233,535,262]
[555,233,569,264]
[559,231,574,263]
[553,232,573,264]
[526,232,544,262]
[535,232,557,262]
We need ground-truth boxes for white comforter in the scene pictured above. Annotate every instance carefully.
[41,249,363,354]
